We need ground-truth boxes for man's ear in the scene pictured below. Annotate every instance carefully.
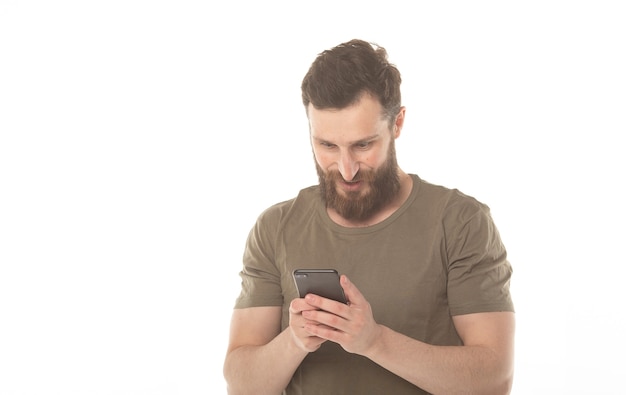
[393,107,406,138]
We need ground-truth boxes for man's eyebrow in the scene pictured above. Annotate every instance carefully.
[346,134,381,146]
[311,134,380,145]
[352,134,380,143]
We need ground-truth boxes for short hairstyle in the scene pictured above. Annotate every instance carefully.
[301,39,402,125]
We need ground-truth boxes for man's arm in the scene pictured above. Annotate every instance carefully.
[302,275,515,394]
[366,311,515,394]
[223,302,328,395]
[223,306,300,395]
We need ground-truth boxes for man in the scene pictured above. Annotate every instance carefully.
[223,39,515,394]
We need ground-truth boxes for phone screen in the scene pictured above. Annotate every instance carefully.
[292,269,347,304]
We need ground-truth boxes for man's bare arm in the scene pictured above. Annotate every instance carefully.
[223,307,301,394]
[364,311,515,394]
[223,302,326,395]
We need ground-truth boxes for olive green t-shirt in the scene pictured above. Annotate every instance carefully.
[234,174,514,394]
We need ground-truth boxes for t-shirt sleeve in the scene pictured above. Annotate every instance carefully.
[444,196,514,316]
[234,205,285,309]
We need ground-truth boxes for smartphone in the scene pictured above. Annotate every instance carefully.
[292,269,348,304]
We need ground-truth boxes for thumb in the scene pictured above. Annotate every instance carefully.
[341,274,365,305]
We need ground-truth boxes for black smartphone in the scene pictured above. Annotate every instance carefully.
[292,269,348,304]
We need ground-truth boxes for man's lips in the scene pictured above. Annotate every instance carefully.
[338,179,362,192]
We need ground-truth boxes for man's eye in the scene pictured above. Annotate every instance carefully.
[356,142,370,149]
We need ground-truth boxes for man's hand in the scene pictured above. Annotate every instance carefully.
[299,275,382,355]
[288,295,329,352]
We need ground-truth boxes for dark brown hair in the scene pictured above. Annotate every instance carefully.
[301,39,402,125]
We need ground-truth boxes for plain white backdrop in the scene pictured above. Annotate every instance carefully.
[1,1,624,393]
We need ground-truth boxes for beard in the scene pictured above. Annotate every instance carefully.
[316,141,401,222]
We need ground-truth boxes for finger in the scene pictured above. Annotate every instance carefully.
[289,297,319,315]
[303,319,346,344]
[340,275,365,305]
[302,307,349,334]
[304,293,349,318]
[289,314,328,352]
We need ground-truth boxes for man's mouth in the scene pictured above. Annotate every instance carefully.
[338,179,362,191]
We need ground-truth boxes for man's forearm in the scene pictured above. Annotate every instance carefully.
[224,329,309,395]
[364,325,514,394]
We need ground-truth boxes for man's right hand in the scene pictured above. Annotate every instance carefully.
[288,297,328,352]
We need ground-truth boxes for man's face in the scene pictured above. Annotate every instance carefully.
[315,141,399,221]
[308,94,402,222]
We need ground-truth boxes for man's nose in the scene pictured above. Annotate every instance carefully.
[338,152,359,181]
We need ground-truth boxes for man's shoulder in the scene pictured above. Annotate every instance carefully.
[256,184,321,225]
[410,174,490,219]
[413,174,485,204]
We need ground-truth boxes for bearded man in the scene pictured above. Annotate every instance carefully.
[224,39,515,395]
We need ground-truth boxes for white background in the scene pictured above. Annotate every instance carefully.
[1,1,624,394]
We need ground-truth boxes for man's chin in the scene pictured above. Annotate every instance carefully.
[335,189,367,202]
